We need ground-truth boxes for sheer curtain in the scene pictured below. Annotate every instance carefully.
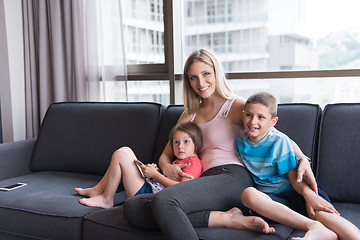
[23,0,127,138]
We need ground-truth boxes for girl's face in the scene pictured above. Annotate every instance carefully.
[187,61,216,99]
[172,130,196,160]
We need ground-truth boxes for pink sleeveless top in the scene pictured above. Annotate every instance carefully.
[190,99,244,173]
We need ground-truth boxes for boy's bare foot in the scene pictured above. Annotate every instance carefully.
[78,195,114,209]
[291,221,337,240]
[74,187,102,198]
[216,207,275,234]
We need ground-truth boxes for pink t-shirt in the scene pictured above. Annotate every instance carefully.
[190,98,244,173]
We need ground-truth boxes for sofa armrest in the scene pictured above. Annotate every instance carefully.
[0,139,36,180]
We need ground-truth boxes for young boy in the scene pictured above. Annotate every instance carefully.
[235,91,360,240]
[75,122,203,208]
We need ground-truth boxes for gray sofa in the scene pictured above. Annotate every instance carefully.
[0,102,359,240]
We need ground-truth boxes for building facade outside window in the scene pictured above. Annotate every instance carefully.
[102,0,360,107]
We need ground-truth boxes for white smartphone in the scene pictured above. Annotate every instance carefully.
[0,183,27,191]
[134,159,145,166]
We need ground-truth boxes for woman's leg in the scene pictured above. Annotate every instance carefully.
[123,193,159,229]
[151,165,253,240]
[78,147,145,208]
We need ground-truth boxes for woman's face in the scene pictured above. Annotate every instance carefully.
[187,61,216,99]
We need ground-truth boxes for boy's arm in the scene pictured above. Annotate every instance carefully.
[287,169,339,218]
[290,140,318,194]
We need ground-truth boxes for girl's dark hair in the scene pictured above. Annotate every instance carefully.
[169,122,203,154]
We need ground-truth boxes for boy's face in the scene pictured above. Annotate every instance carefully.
[172,130,196,160]
[242,103,278,143]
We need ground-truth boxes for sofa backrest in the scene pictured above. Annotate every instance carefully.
[276,103,322,172]
[152,105,184,164]
[316,103,360,203]
[151,103,321,169]
[30,102,162,175]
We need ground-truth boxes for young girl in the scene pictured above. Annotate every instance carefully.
[75,122,203,209]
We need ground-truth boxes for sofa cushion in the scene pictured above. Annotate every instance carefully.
[317,103,360,203]
[152,105,184,164]
[30,102,162,175]
[276,103,322,170]
[0,171,125,240]
[83,205,296,240]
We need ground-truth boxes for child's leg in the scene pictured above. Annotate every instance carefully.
[241,187,337,240]
[315,210,360,240]
[75,167,110,197]
[78,147,145,208]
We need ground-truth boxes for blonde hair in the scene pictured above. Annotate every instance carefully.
[182,48,235,114]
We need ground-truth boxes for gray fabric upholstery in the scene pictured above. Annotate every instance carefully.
[30,102,162,175]
[83,205,294,240]
[152,105,184,164]
[82,103,323,240]
[0,139,35,180]
[0,171,126,240]
[1,102,359,240]
[276,103,321,170]
[317,103,360,203]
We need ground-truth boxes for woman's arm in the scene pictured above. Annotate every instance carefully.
[141,164,192,188]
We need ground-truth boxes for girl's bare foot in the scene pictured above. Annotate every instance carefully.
[291,221,337,240]
[210,207,275,234]
[74,187,102,198]
[78,195,114,209]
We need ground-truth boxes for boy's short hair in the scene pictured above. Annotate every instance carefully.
[169,122,203,154]
[245,92,278,118]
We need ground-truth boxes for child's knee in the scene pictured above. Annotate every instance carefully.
[241,187,258,207]
[112,147,133,162]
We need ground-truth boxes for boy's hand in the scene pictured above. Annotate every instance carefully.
[304,191,339,219]
[297,158,318,195]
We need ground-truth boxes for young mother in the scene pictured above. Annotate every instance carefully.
[123,48,317,239]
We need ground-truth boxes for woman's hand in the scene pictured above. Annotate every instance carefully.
[297,157,318,195]
[162,163,192,181]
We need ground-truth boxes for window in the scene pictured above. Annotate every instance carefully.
[101,0,360,107]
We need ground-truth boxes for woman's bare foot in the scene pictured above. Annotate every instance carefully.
[209,207,275,234]
[75,187,102,198]
[78,194,114,209]
[291,221,337,240]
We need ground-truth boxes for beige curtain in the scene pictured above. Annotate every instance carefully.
[23,0,127,138]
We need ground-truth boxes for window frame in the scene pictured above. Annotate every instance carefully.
[126,0,360,105]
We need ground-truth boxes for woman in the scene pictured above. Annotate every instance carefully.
[123,48,316,239]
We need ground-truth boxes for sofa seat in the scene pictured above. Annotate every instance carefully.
[0,171,124,240]
[83,205,299,240]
